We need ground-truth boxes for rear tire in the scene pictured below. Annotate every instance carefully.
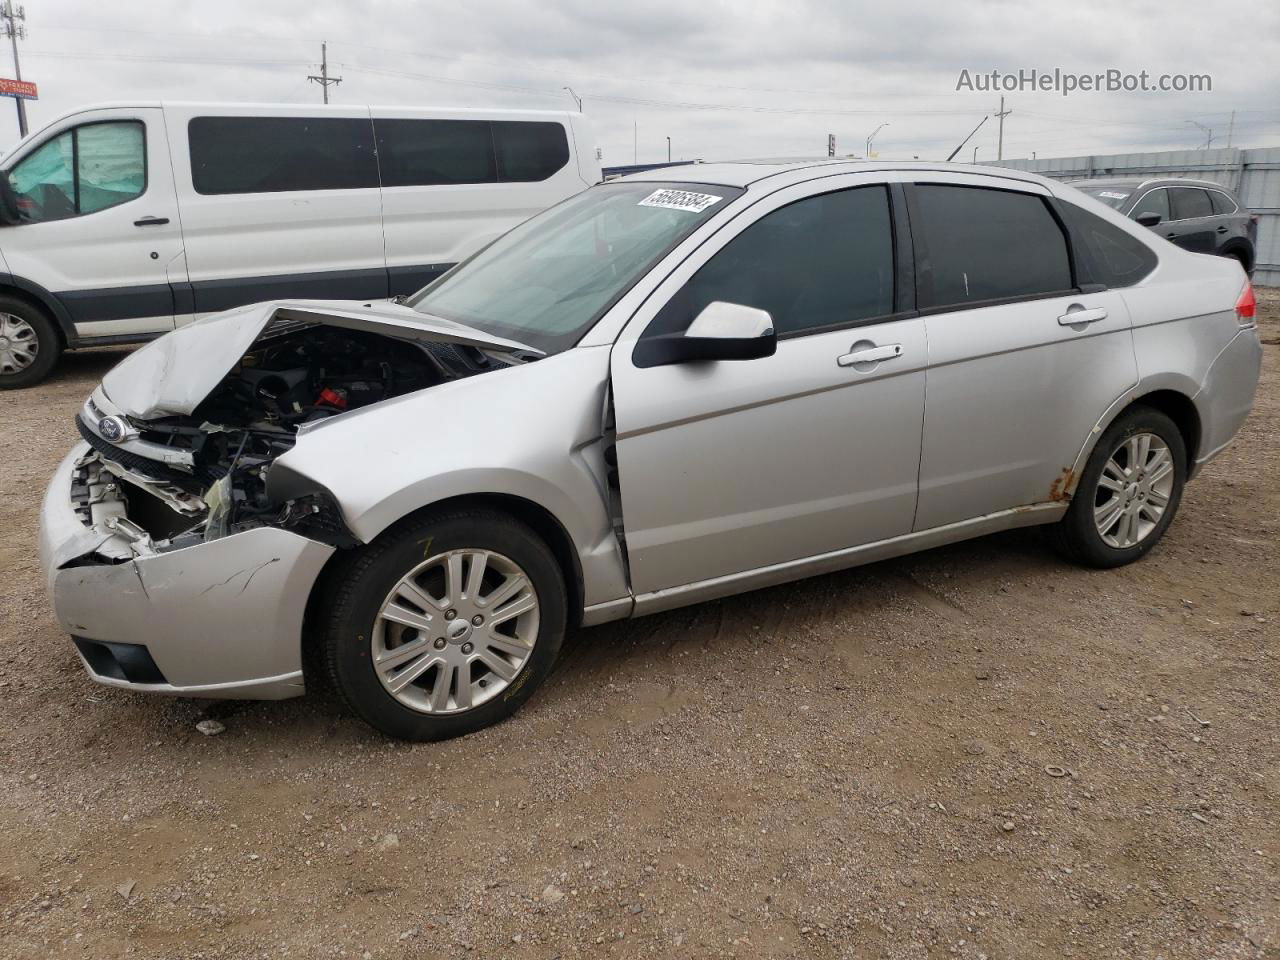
[1047,405,1186,568]
[0,295,61,389]
[317,507,567,741]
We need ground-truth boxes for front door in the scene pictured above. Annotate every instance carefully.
[3,108,181,338]
[610,180,926,596]
[905,180,1138,529]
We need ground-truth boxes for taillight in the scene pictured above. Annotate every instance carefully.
[1236,281,1256,326]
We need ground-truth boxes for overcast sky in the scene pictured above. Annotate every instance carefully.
[6,0,1278,164]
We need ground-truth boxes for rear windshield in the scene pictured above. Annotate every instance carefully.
[1077,185,1135,210]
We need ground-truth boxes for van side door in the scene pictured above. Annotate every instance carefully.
[165,106,386,321]
[2,107,181,339]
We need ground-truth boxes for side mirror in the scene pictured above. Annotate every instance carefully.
[0,175,22,226]
[633,301,777,368]
[1135,211,1162,227]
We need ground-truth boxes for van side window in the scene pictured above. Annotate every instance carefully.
[493,121,570,182]
[188,116,379,195]
[374,119,497,187]
[8,121,145,222]
[912,184,1072,308]
[374,119,571,187]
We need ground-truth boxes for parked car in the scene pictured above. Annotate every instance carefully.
[1075,177,1257,273]
[0,101,600,388]
[39,161,1262,741]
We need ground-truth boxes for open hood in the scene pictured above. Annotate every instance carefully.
[100,298,541,419]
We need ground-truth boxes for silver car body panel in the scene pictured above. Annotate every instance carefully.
[37,160,1262,700]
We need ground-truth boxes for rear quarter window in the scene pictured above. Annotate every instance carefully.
[1056,199,1158,288]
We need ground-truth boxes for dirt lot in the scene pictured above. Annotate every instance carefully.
[1,296,1277,960]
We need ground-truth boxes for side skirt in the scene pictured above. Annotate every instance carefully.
[620,502,1067,619]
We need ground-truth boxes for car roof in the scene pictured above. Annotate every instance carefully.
[1072,175,1236,194]
[616,158,1049,190]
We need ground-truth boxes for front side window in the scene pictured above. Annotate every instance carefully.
[408,181,741,354]
[189,116,378,195]
[913,184,1072,308]
[8,121,145,222]
[1170,187,1213,221]
[1131,188,1169,222]
[644,186,895,340]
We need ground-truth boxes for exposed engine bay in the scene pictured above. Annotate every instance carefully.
[77,321,512,551]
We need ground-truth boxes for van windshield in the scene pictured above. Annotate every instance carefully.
[407,181,741,355]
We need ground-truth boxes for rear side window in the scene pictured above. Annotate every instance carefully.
[1170,187,1213,221]
[493,121,570,182]
[374,118,496,187]
[644,185,895,339]
[1056,200,1158,288]
[912,185,1072,308]
[189,116,378,195]
[1209,190,1238,215]
[1131,188,1169,222]
[8,121,145,222]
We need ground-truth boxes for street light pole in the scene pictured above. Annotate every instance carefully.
[563,86,582,112]
[865,122,888,158]
[666,136,671,162]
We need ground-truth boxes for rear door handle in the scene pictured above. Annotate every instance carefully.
[1057,306,1108,326]
[838,342,903,366]
[133,216,170,227]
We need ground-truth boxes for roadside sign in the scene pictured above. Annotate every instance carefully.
[827,133,835,157]
[0,77,36,100]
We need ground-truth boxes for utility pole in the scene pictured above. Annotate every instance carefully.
[633,121,637,164]
[1,1,27,137]
[307,41,342,104]
[995,96,1012,161]
[1226,110,1235,148]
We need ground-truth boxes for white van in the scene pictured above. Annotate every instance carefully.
[0,102,601,387]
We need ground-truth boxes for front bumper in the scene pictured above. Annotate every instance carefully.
[39,443,335,700]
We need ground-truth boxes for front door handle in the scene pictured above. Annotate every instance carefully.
[133,216,170,227]
[1216,225,1229,234]
[1057,306,1108,327]
[838,342,903,367]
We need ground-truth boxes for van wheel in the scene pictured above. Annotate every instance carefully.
[0,296,61,389]
[318,508,567,741]
[1047,406,1186,568]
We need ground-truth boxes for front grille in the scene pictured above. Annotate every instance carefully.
[75,415,192,484]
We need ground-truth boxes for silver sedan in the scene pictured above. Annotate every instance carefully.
[39,161,1262,740]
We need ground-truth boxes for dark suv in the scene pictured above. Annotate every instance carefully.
[1075,177,1257,274]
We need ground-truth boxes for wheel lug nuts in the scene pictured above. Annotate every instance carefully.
[433,638,446,649]
[445,608,457,620]
[471,614,483,626]
[461,642,474,654]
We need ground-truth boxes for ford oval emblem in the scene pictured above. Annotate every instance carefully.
[97,415,127,443]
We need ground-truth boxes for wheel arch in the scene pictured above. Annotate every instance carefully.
[1068,385,1204,498]
[0,274,77,346]
[1219,239,1254,272]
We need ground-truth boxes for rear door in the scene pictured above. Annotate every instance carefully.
[166,105,386,322]
[375,110,587,297]
[610,177,926,595]
[2,107,181,337]
[907,178,1137,529]
[1166,186,1217,253]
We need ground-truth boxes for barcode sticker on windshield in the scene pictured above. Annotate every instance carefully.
[1097,191,1130,200]
[638,189,723,213]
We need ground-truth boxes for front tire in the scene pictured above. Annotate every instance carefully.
[317,507,567,741]
[0,296,61,389]
[1047,405,1187,568]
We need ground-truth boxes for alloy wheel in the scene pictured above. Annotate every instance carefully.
[371,549,539,714]
[1093,432,1175,549]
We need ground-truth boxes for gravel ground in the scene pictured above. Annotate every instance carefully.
[1,295,1277,960]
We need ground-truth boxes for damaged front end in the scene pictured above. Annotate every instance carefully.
[72,301,533,557]
[42,299,539,697]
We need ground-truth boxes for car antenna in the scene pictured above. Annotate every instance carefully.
[946,115,989,162]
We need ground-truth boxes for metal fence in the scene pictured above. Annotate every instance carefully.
[993,147,1280,286]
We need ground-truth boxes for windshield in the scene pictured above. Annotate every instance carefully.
[1078,185,1136,210]
[407,180,742,354]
